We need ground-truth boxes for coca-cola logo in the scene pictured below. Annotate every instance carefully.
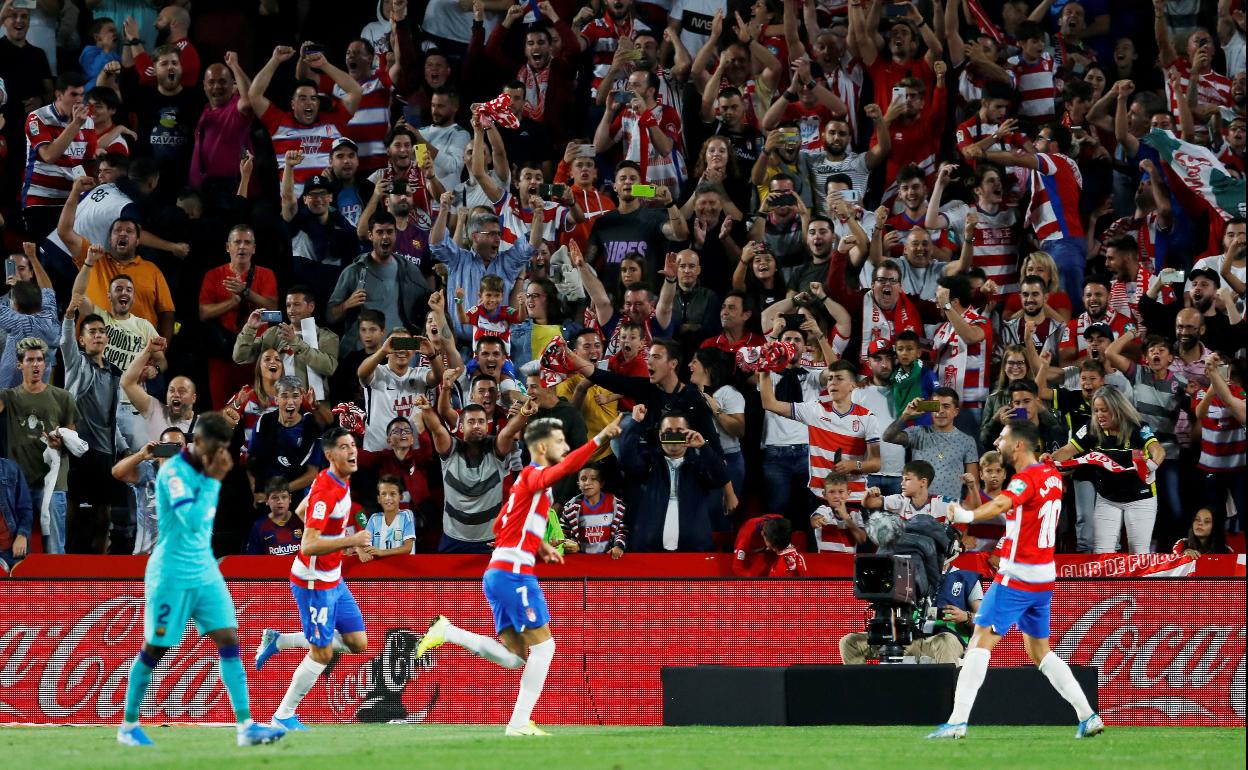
[1055,595,1246,719]
[0,596,225,720]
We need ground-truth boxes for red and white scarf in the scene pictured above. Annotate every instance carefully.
[475,93,520,130]
[1051,451,1149,482]
[859,291,922,366]
[517,63,551,121]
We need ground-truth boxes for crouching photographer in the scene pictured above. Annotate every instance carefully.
[838,513,982,665]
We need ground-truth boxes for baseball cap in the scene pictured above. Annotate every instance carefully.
[1187,267,1222,287]
[868,339,895,357]
[302,174,333,196]
[331,136,358,154]
[1083,322,1114,340]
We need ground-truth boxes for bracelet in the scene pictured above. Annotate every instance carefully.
[664,277,677,283]
[453,296,463,304]
[127,38,143,46]
[782,91,799,102]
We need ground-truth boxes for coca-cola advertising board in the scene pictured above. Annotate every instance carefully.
[0,579,1242,726]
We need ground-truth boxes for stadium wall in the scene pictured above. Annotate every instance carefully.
[0,570,1242,727]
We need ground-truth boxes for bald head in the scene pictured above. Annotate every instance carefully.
[203,63,235,107]
[1175,307,1204,352]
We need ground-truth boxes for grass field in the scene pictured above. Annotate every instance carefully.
[1,724,1243,770]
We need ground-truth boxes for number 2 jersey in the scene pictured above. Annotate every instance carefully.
[291,469,352,590]
[995,461,1065,592]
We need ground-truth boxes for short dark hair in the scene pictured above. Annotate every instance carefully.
[574,326,604,345]
[55,71,88,93]
[128,157,161,187]
[98,152,130,175]
[937,273,973,307]
[1083,274,1112,292]
[1021,274,1048,291]
[649,337,681,362]
[1016,21,1047,42]
[826,359,859,378]
[320,425,353,451]
[265,476,291,495]
[368,211,397,230]
[524,417,564,447]
[1062,79,1094,103]
[79,312,106,329]
[1002,419,1042,453]
[724,290,753,313]
[430,84,459,101]
[1104,235,1139,255]
[903,460,936,485]
[932,386,961,404]
[476,335,505,351]
[895,329,921,345]
[1042,122,1074,155]
[384,125,418,147]
[762,517,793,549]
[615,160,643,177]
[292,77,320,94]
[110,272,135,288]
[1008,378,1039,397]
[88,87,121,112]
[12,282,40,314]
[718,86,743,101]
[1143,335,1173,353]
[895,164,926,185]
[377,473,403,492]
[195,412,235,446]
[469,373,497,390]
[286,284,316,305]
[358,308,385,327]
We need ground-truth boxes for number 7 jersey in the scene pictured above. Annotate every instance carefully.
[995,462,1065,592]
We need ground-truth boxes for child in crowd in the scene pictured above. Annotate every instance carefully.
[600,321,648,412]
[558,464,626,558]
[246,478,304,556]
[1174,508,1232,557]
[961,451,1008,551]
[762,517,807,577]
[889,330,937,427]
[810,474,867,553]
[359,475,417,560]
[456,274,521,353]
[332,309,387,406]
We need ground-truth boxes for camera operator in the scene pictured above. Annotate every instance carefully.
[839,514,982,665]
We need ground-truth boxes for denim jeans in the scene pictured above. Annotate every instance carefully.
[1154,459,1184,543]
[1073,479,1096,553]
[1204,471,1248,535]
[32,488,68,555]
[1046,237,1088,316]
[763,445,813,517]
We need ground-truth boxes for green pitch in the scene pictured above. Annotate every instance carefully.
[2,724,1243,770]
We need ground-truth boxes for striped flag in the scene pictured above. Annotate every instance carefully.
[474,93,520,130]
[964,0,1007,47]
[1142,128,1246,222]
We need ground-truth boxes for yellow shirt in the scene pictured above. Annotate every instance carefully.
[555,373,617,461]
[73,246,175,331]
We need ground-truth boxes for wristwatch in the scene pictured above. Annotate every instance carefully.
[854,460,862,472]
[943,301,953,311]
[126,38,143,46]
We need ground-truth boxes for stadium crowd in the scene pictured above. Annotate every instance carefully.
[0,0,1244,571]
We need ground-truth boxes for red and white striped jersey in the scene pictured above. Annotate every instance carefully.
[559,492,627,554]
[321,66,392,173]
[1059,309,1135,359]
[581,14,650,99]
[1108,263,1165,332]
[1196,386,1247,473]
[996,461,1064,591]
[1027,152,1084,243]
[1107,211,1170,272]
[790,400,881,500]
[811,504,866,553]
[23,105,97,207]
[932,306,993,405]
[100,132,130,157]
[495,189,574,246]
[489,438,601,575]
[369,163,436,231]
[954,115,1028,160]
[259,101,352,186]
[290,469,352,589]
[938,201,1021,293]
[608,103,685,190]
[1164,59,1233,122]
[465,304,521,350]
[1007,51,1057,123]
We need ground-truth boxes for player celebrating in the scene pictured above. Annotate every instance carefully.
[414,411,625,736]
[929,421,1104,740]
[254,426,373,730]
[117,413,286,747]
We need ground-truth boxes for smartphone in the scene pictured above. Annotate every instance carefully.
[356,272,368,292]
[614,90,632,105]
[539,183,566,198]
[915,400,942,413]
[782,313,805,331]
[631,184,657,198]
[833,449,843,464]
[1160,268,1186,284]
[576,144,596,158]
[415,143,429,167]
[303,43,324,56]
[885,3,908,18]
[771,191,797,207]
[891,86,908,103]
[150,443,182,459]
[259,310,284,324]
[1216,364,1231,381]
[390,336,422,350]
[838,188,860,203]
[4,258,16,281]
[659,429,687,444]
[780,128,800,145]
[391,178,408,195]
[550,263,565,281]
[622,48,644,61]
[1011,407,1029,420]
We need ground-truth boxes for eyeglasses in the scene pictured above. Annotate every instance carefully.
[1005,360,1027,367]
[874,277,900,285]
[475,230,503,238]
[388,427,413,436]
[524,293,546,299]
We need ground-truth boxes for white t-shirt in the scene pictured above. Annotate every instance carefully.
[851,384,904,476]
[880,493,953,522]
[671,0,722,62]
[713,384,745,454]
[764,368,823,446]
[363,363,431,452]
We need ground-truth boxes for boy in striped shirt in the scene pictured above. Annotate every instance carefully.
[558,464,626,558]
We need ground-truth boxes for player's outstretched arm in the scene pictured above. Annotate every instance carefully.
[301,526,370,556]
[948,493,1013,524]
[532,414,624,489]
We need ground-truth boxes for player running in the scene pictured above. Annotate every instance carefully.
[254,426,373,730]
[117,413,286,747]
[415,409,624,736]
[929,420,1104,740]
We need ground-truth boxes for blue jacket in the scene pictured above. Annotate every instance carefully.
[618,420,728,553]
[0,457,34,545]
